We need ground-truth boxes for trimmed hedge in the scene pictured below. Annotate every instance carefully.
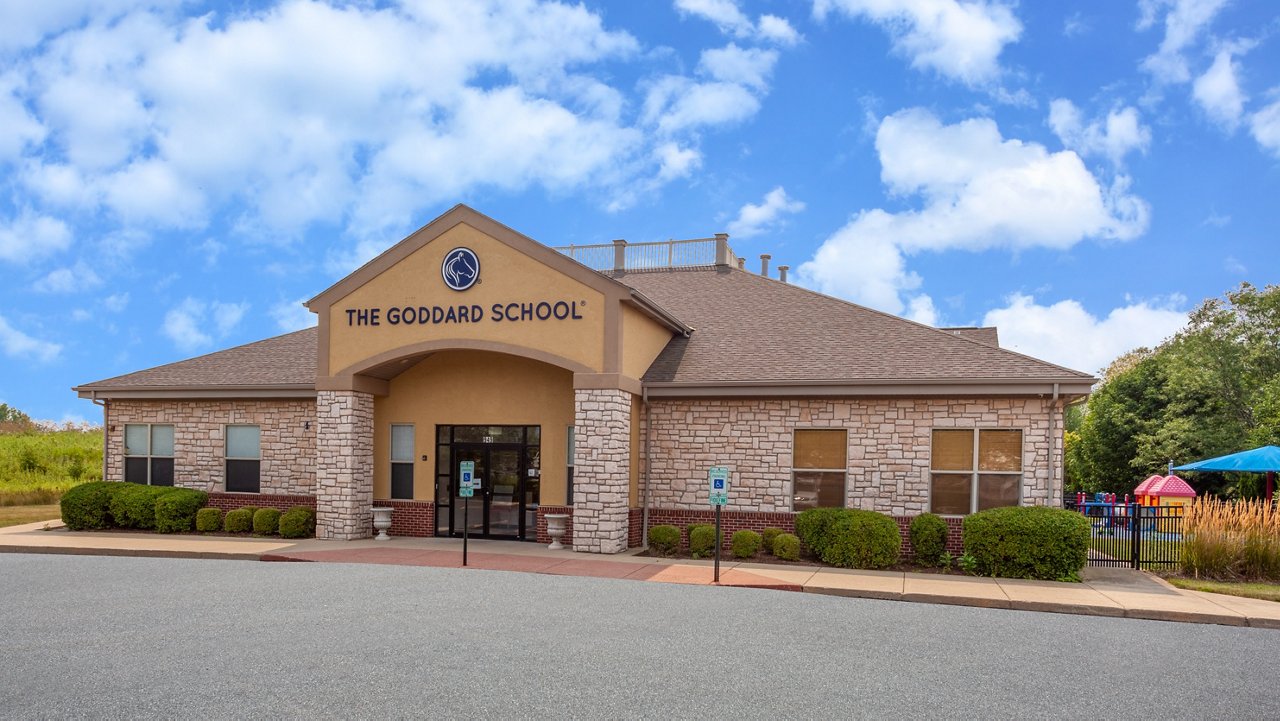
[761,527,784,554]
[910,513,949,566]
[278,506,316,539]
[239,506,261,520]
[773,533,801,561]
[154,489,209,534]
[962,506,1090,582]
[223,508,254,533]
[253,508,281,535]
[731,530,762,558]
[195,507,224,532]
[820,510,901,570]
[60,481,120,530]
[108,484,173,530]
[648,524,680,556]
[688,524,720,559]
[794,507,849,557]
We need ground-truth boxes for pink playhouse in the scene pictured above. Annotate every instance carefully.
[1134,474,1197,508]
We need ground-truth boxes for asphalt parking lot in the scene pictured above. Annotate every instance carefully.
[0,554,1276,719]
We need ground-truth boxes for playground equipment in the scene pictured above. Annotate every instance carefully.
[1133,473,1196,508]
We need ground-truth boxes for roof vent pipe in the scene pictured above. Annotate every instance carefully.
[760,254,771,277]
[778,265,789,283]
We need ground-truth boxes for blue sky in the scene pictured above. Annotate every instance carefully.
[1,0,1278,422]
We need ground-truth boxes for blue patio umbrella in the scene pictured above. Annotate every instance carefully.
[1172,445,1280,500]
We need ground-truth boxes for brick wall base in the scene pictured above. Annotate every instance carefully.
[206,492,316,513]
[372,499,435,538]
[637,507,964,557]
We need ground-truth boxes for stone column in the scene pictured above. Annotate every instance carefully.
[315,389,374,540]
[572,388,632,554]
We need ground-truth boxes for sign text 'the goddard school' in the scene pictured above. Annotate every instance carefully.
[345,300,585,327]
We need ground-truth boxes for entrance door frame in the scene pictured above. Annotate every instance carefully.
[435,425,540,541]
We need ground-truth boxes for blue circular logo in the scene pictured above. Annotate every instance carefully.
[441,247,479,291]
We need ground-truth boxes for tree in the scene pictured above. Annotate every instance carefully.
[0,403,30,423]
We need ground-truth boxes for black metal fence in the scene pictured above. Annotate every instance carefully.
[1064,501,1184,569]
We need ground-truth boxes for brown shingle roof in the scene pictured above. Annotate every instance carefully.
[940,326,999,347]
[75,328,316,390]
[619,267,1093,385]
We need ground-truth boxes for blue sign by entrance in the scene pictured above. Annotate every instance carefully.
[441,247,479,291]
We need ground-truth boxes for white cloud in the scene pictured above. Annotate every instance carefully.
[727,187,805,239]
[674,0,801,45]
[0,314,62,362]
[698,44,777,91]
[1193,48,1247,130]
[102,292,130,312]
[269,298,317,333]
[905,295,939,326]
[1250,97,1280,156]
[1048,99,1151,166]
[162,297,248,352]
[33,262,103,293]
[813,0,1023,86]
[798,108,1149,316]
[0,73,46,162]
[1139,0,1231,84]
[0,210,73,264]
[654,142,702,181]
[982,293,1187,375]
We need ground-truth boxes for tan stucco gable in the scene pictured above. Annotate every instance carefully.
[306,205,684,394]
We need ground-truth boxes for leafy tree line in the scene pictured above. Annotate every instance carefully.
[1066,283,1280,499]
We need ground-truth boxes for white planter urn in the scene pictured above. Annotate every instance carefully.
[545,513,569,550]
[372,507,393,541]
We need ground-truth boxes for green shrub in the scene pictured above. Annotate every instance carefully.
[223,508,254,533]
[648,525,680,556]
[278,506,316,539]
[195,507,224,532]
[154,489,209,533]
[761,527,784,554]
[909,513,949,566]
[820,510,901,570]
[688,524,721,559]
[794,507,849,557]
[962,506,1090,582]
[731,530,762,558]
[60,481,118,530]
[253,508,282,535]
[108,484,173,530]
[239,506,261,520]
[773,533,801,561]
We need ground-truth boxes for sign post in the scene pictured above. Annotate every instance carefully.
[709,466,729,584]
[459,460,476,567]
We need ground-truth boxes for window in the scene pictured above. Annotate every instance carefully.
[792,429,847,511]
[391,424,414,500]
[123,424,174,486]
[930,429,1022,514]
[565,425,575,505]
[225,425,261,493]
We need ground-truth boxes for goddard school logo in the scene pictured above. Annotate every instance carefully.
[441,247,479,291]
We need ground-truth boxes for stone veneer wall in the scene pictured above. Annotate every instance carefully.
[643,397,1058,515]
[315,390,374,540]
[105,399,316,495]
[571,388,631,554]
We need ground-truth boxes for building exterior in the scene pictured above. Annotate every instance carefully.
[74,205,1096,553]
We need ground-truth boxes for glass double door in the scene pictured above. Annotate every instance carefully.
[449,444,525,539]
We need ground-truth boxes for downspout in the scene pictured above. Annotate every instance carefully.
[1049,383,1060,507]
[641,385,652,549]
[91,392,108,482]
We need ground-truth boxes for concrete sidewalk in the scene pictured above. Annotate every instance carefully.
[5,517,1279,629]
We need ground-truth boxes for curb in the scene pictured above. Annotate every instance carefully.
[0,545,262,562]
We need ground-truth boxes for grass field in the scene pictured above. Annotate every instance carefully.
[0,429,103,505]
[0,504,61,528]
[1167,578,1280,603]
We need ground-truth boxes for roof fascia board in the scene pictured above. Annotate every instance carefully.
[644,381,1095,398]
[76,387,317,400]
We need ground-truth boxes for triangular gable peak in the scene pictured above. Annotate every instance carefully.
[307,205,683,392]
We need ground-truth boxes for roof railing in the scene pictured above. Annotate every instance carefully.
[554,234,736,272]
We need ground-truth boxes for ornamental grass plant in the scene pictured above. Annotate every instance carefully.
[1182,497,1280,581]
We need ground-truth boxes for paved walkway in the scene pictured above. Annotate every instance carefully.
[4,518,1278,628]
